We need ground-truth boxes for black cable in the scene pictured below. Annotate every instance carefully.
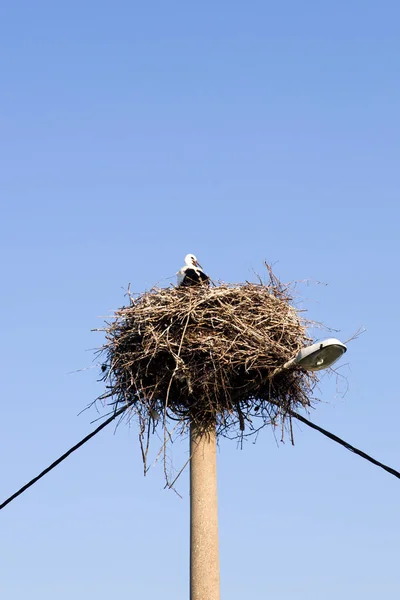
[0,405,128,511]
[290,410,400,480]
[1,406,399,512]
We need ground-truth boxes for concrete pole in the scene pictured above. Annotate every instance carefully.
[190,422,220,600]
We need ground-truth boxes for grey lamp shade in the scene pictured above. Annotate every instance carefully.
[294,338,347,371]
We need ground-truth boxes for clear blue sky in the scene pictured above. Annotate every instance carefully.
[1,1,399,598]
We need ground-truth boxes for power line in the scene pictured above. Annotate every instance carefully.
[1,407,399,512]
[0,405,127,511]
[290,410,400,480]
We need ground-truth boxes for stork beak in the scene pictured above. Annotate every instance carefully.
[194,259,203,269]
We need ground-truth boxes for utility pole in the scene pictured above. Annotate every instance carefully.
[190,422,220,600]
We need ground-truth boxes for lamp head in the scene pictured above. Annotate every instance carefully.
[293,338,347,371]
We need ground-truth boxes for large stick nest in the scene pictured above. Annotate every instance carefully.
[97,267,318,452]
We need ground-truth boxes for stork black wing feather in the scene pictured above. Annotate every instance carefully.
[198,270,210,283]
[180,268,209,287]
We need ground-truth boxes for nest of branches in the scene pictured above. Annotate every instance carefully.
[97,267,319,460]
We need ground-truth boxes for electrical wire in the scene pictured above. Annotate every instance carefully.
[0,405,127,511]
[290,410,400,480]
[1,407,399,511]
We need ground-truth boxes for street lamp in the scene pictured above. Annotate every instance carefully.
[191,337,347,600]
[283,338,347,372]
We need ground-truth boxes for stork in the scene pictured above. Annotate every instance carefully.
[177,254,210,287]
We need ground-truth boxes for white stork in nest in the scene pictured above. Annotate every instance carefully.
[177,254,210,287]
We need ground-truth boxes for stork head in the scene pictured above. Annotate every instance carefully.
[184,253,202,269]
